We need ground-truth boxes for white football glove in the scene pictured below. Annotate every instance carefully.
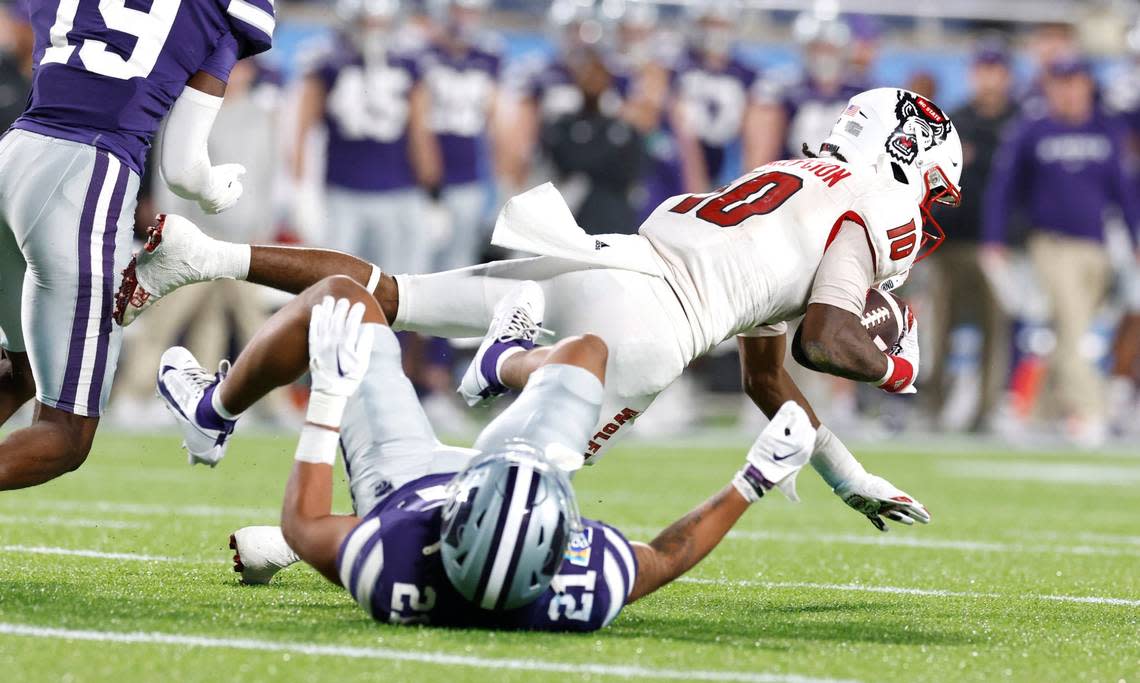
[197,163,246,215]
[306,297,375,427]
[834,473,931,532]
[733,401,817,502]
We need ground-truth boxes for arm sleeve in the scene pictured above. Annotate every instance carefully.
[198,32,240,84]
[224,0,275,58]
[982,120,1029,245]
[808,221,875,316]
[160,86,223,201]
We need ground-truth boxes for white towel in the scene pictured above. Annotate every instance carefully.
[491,183,665,278]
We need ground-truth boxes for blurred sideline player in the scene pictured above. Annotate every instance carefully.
[420,0,501,271]
[753,14,865,165]
[0,0,273,489]
[118,87,960,532]
[157,276,817,627]
[672,1,764,191]
[291,0,439,274]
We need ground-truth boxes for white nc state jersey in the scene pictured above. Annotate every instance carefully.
[639,158,923,357]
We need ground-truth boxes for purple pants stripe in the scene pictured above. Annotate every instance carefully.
[56,151,109,413]
[84,161,129,414]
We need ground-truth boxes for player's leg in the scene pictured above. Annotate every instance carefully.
[0,137,138,489]
[0,214,35,422]
[157,274,386,468]
[471,334,609,467]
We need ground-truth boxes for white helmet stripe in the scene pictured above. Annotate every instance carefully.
[479,464,535,610]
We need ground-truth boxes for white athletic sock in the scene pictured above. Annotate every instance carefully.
[211,381,242,420]
[209,240,251,281]
[809,425,868,489]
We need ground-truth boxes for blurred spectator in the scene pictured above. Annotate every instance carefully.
[905,70,938,101]
[753,14,864,164]
[672,1,763,189]
[984,55,1139,445]
[926,42,1017,432]
[1020,22,1078,118]
[420,0,501,270]
[499,0,623,191]
[541,48,643,233]
[606,0,680,221]
[292,0,439,273]
[0,0,31,131]
[113,60,285,425]
[845,14,882,85]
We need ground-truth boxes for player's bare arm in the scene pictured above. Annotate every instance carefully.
[796,302,889,382]
[737,332,821,427]
[628,401,816,602]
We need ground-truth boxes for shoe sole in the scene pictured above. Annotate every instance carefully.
[113,214,166,327]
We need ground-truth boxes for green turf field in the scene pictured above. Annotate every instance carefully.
[0,431,1136,683]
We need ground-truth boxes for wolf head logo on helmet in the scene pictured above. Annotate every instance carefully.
[885,91,953,165]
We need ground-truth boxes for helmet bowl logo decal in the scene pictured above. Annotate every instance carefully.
[886,91,952,165]
[564,527,593,567]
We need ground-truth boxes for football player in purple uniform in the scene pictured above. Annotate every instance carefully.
[0,0,272,489]
[419,0,501,270]
[752,14,866,164]
[155,273,815,629]
[672,1,765,191]
[291,0,439,275]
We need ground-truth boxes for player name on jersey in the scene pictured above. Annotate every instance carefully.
[766,158,854,187]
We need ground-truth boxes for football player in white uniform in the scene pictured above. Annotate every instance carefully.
[115,88,961,532]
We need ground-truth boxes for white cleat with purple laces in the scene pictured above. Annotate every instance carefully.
[458,281,549,407]
[156,346,236,467]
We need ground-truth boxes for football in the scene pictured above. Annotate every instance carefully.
[862,288,906,351]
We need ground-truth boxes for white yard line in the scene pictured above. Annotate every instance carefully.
[0,514,144,529]
[677,578,1140,608]
[0,545,203,563]
[0,622,856,683]
[623,526,1140,558]
[1,545,1134,608]
[23,500,278,518]
[938,461,1140,486]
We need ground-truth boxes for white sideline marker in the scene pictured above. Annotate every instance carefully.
[0,622,857,683]
[678,578,1140,608]
[1,545,1135,607]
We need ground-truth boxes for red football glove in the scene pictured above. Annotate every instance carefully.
[878,305,919,394]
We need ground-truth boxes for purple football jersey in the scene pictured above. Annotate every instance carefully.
[674,49,759,179]
[337,474,638,631]
[315,44,421,192]
[774,77,864,158]
[13,0,274,174]
[420,40,501,186]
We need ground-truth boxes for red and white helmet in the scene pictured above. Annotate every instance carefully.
[818,87,962,262]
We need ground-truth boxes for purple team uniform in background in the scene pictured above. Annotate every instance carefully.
[0,0,273,418]
[337,473,638,631]
[673,50,758,181]
[313,45,421,192]
[774,79,865,159]
[983,110,1140,244]
[420,41,501,187]
[15,0,274,173]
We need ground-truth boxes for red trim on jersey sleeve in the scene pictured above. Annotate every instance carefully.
[824,210,877,275]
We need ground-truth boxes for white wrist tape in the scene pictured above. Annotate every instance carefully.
[809,426,868,489]
[306,391,348,429]
[877,355,895,386]
[295,425,339,465]
[731,470,763,504]
[365,264,383,295]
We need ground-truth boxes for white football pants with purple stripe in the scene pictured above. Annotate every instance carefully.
[338,326,604,516]
[0,130,138,417]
